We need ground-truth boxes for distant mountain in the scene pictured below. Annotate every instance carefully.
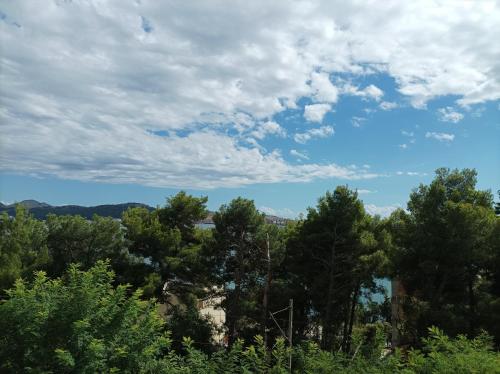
[0,200,153,220]
[1,200,292,225]
[3,199,52,209]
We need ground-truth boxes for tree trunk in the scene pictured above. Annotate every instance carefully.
[341,300,350,352]
[322,224,338,350]
[229,232,245,344]
[345,282,360,353]
[431,269,448,308]
[467,265,476,336]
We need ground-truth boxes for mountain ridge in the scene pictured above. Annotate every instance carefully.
[0,200,291,224]
[0,200,153,220]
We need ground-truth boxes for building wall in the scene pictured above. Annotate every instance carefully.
[198,295,226,345]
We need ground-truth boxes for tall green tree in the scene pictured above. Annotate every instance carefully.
[210,197,266,343]
[45,214,130,280]
[157,191,208,245]
[388,168,496,343]
[0,205,49,296]
[286,186,380,351]
[122,191,209,300]
[480,214,500,346]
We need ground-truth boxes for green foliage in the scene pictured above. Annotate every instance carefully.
[495,190,500,215]
[484,216,500,346]
[122,192,210,300]
[406,327,500,373]
[388,168,498,343]
[2,169,500,372]
[46,213,129,278]
[1,262,500,373]
[0,205,49,296]
[292,326,500,373]
[0,201,152,220]
[157,191,208,244]
[122,206,180,296]
[286,186,384,350]
[211,197,267,343]
[207,336,291,373]
[0,261,170,373]
[293,340,402,374]
[166,304,215,354]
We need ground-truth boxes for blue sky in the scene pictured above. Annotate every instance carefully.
[1,1,499,217]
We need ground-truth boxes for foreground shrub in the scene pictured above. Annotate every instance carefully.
[0,261,170,373]
[406,326,500,373]
[1,262,500,373]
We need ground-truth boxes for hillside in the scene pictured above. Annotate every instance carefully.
[0,200,291,225]
[0,200,153,220]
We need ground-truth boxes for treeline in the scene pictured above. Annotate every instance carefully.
[1,168,499,372]
[0,201,153,220]
[2,262,499,373]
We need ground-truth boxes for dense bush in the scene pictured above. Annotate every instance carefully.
[0,261,170,373]
[1,263,499,373]
[166,304,215,354]
[405,326,500,373]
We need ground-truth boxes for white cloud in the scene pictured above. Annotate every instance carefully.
[0,116,378,188]
[470,106,485,118]
[303,104,331,123]
[1,1,499,188]
[251,121,286,139]
[425,131,455,142]
[310,71,339,103]
[365,204,399,218]
[290,149,309,160]
[294,126,334,144]
[233,113,256,133]
[396,171,427,176]
[351,116,366,127]
[362,85,384,101]
[343,84,384,101]
[380,101,398,110]
[357,189,376,194]
[400,130,416,147]
[438,107,464,123]
[259,206,298,219]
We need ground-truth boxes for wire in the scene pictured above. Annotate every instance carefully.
[269,311,290,343]
[270,306,290,315]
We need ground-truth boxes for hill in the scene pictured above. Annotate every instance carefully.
[0,200,153,220]
[0,200,292,225]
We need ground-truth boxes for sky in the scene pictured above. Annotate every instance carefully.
[0,1,499,218]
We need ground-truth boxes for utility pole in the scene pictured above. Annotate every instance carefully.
[262,232,271,348]
[288,298,293,372]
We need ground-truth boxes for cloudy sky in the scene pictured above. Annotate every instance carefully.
[1,0,499,217]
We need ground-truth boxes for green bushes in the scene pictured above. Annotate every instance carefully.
[0,261,170,373]
[406,327,500,373]
[1,262,499,373]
